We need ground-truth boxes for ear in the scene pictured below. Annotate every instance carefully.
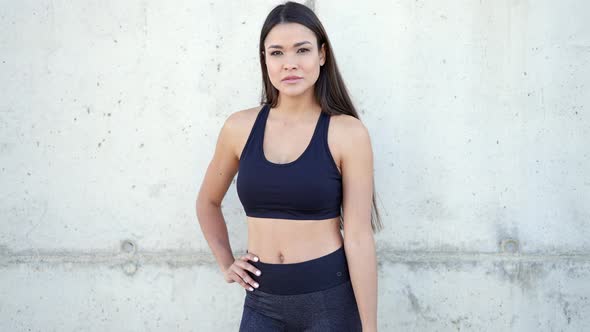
[319,43,326,66]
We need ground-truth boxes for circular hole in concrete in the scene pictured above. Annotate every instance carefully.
[500,239,519,253]
[121,239,137,254]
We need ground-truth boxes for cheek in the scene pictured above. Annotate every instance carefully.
[302,61,321,79]
[303,57,320,72]
[266,62,282,79]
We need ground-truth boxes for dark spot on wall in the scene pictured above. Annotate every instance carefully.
[500,239,519,253]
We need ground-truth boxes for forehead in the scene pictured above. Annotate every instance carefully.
[264,23,317,46]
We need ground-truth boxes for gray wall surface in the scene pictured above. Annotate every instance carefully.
[1,0,589,331]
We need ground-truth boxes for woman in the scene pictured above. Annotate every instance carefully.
[196,2,383,331]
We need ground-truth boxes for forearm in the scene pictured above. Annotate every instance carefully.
[345,233,378,331]
[195,200,235,272]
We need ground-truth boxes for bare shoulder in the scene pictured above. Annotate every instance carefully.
[223,105,265,158]
[224,105,263,131]
[326,113,372,174]
[329,113,370,145]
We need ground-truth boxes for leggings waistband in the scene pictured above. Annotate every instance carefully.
[245,245,350,295]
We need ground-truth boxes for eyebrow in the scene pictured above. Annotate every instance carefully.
[267,41,312,50]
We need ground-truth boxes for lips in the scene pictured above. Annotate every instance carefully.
[282,76,302,81]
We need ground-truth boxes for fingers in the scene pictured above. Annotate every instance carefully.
[238,253,262,277]
[238,258,261,288]
[232,268,255,291]
[238,255,262,277]
[240,253,259,263]
[228,254,261,291]
[233,267,260,291]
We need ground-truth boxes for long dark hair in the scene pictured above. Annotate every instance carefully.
[258,1,383,233]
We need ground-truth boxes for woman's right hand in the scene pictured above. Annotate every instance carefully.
[223,253,262,291]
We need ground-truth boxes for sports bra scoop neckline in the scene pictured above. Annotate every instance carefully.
[260,105,324,167]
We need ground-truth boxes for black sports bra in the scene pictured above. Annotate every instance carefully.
[236,104,342,220]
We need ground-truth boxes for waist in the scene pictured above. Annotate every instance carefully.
[247,217,342,264]
[245,245,350,295]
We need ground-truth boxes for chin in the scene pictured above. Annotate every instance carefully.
[278,89,307,97]
[275,84,312,97]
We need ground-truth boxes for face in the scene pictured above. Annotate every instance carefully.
[263,23,326,97]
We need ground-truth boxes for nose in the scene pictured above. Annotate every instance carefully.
[283,62,297,71]
[282,54,298,70]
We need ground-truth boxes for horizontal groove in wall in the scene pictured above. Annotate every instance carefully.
[1,249,590,267]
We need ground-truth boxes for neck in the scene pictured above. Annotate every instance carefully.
[274,88,320,118]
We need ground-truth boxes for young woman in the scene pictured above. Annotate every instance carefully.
[196,2,383,331]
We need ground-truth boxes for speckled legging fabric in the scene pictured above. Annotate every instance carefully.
[239,246,362,331]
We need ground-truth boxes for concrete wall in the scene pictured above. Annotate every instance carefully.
[1,0,589,331]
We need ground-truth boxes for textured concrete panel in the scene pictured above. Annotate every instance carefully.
[1,0,589,331]
[0,262,244,331]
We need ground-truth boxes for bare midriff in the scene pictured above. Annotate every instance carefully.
[247,216,343,264]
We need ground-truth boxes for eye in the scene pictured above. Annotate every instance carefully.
[270,48,309,55]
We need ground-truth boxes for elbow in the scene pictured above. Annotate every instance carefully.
[195,198,208,217]
[195,197,221,217]
[195,191,219,210]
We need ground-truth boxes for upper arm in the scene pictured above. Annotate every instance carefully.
[339,116,374,238]
[196,112,241,207]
